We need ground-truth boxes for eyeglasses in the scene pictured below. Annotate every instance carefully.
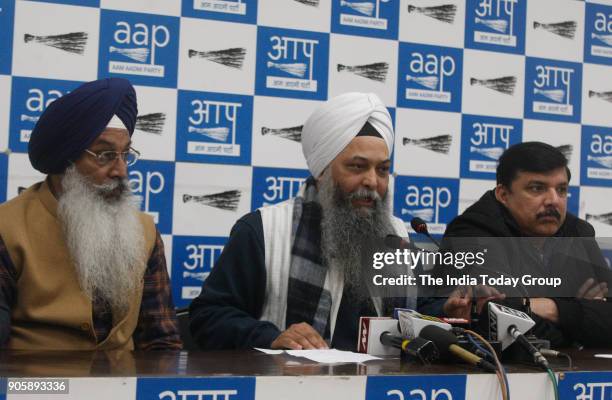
[84,147,140,167]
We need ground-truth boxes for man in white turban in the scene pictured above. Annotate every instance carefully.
[189,93,416,350]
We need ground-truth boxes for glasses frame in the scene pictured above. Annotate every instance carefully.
[84,147,141,167]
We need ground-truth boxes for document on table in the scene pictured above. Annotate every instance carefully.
[254,348,381,363]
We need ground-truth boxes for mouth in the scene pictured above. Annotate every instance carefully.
[352,198,374,208]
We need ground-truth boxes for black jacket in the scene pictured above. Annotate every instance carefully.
[440,190,612,348]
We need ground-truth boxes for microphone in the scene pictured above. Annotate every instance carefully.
[484,302,549,368]
[509,326,549,368]
[379,332,440,364]
[419,325,497,373]
[410,217,441,248]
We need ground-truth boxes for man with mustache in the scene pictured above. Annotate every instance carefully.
[189,93,419,350]
[0,78,182,350]
[434,142,612,347]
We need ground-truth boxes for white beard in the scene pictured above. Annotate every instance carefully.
[57,165,145,316]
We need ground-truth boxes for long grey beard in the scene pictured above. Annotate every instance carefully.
[318,169,393,298]
[57,165,145,316]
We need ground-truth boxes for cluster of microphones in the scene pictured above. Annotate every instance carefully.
[360,217,557,372]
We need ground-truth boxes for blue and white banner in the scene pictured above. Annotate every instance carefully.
[1,0,612,293]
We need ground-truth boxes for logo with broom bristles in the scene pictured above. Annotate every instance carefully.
[407,3,457,24]
[533,20,577,40]
[265,33,320,92]
[24,32,88,55]
[460,115,521,178]
[584,130,612,182]
[182,189,241,211]
[587,6,612,61]
[337,62,388,82]
[469,0,524,49]
[186,99,243,157]
[104,14,175,80]
[529,59,578,119]
[188,47,246,69]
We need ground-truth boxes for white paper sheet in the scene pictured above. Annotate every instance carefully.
[254,348,381,363]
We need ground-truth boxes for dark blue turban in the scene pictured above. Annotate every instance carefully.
[28,78,138,174]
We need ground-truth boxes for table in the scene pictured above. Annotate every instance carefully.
[0,349,610,399]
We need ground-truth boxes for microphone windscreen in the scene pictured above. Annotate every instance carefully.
[384,234,403,249]
[410,217,428,234]
[419,325,457,359]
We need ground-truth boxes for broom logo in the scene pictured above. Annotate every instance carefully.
[183,190,241,211]
[555,144,573,162]
[261,125,303,142]
[472,0,517,48]
[188,47,246,69]
[407,4,457,24]
[533,21,577,39]
[532,64,574,116]
[183,271,209,282]
[187,100,242,157]
[136,113,166,135]
[592,33,612,47]
[402,135,452,154]
[470,146,504,160]
[470,76,516,95]
[586,212,612,226]
[294,0,319,6]
[339,0,391,30]
[108,21,170,78]
[192,0,247,15]
[589,90,612,104]
[468,121,514,173]
[24,32,88,55]
[266,35,319,92]
[337,62,388,82]
[401,208,434,222]
[404,51,455,104]
[587,155,612,169]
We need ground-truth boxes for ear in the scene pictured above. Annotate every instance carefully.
[494,184,509,207]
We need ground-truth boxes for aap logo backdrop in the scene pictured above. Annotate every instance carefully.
[581,125,612,187]
[8,77,82,153]
[365,375,466,400]
[460,114,523,180]
[397,42,463,113]
[465,0,526,54]
[171,236,226,308]
[394,175,459,237]
[255,26,329,100]
[585,2,612,66]
[136,377,255,400]
[524,57,582,123]
[557,372,612,400]
[128,160,175,235]
[176,90,253,165]
[181,0,258,25]
[331,0,400,40]
[251,167,309,210]
[98,10,179,88]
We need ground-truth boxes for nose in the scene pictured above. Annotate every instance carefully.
[362,167,378,191]
[544,187,561,207]
[108,156,128,179]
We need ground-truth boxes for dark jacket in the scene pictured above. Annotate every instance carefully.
[439,190,612,347]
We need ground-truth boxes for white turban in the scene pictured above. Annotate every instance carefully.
[301,92,394,178]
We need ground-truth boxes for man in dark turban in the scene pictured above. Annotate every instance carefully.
[0,78,182,350]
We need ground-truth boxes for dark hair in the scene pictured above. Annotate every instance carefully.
[496,141,571,187]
